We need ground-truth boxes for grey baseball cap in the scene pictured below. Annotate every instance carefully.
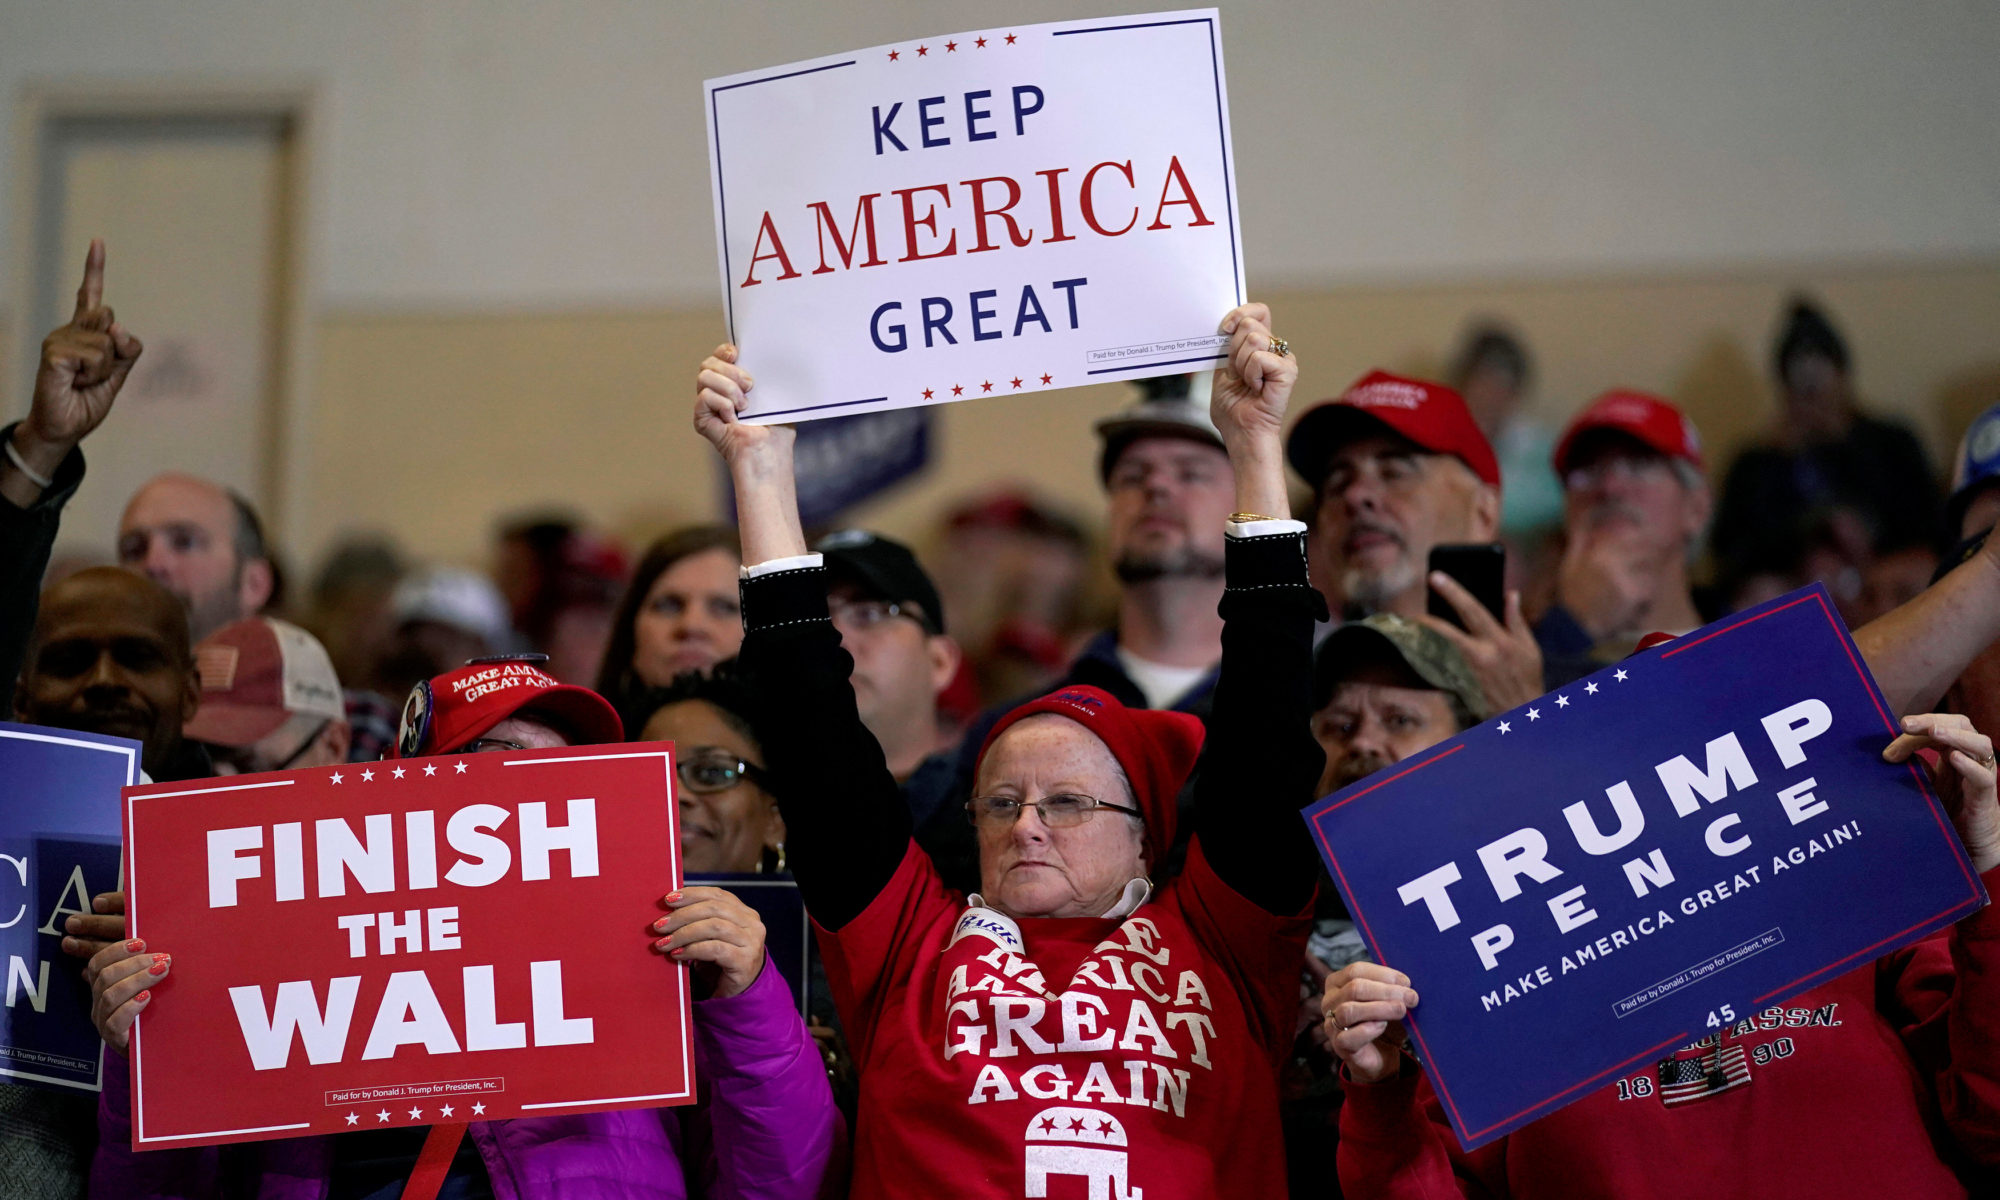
[1093,375,1223,483]
[1313,612,1489,722]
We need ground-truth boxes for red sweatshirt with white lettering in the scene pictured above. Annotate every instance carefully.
[1338,862,2000,1199]
[819,840,1306,1200]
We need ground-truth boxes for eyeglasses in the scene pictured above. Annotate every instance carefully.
[1564,454,1673,491]
[678,749,772,794]
[460,737,528,755]
[964,793,1143,829]
[827,598,923,634]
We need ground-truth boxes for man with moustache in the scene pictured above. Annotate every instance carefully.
[1534,391,1713,680]
[1070,374,1237,714]
[1288,614,1489,1196]
[1287,371,1545,712]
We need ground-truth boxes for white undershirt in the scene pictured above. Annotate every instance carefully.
[1114,649,1213,711]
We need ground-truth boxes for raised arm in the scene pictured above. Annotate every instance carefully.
[1190,305,1328,914]
[1854,535,2000,717]
[693,347,912,929]
[3,240,141,699]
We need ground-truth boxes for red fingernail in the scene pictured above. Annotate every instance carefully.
[651,919,669,934]
[136,990,151,1003]
[653,937,672,952]
[666,890,683,903]
[126,939,144,953]
[669,946,685,957]
[148,955,170,976]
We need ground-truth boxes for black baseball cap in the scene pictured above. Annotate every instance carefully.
[814,530,947,635]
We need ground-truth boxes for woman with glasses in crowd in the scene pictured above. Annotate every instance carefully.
[692,303,1326,1199]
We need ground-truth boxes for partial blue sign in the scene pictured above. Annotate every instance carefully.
[0,722,139,1092]
[1304,584,1986,1149]
[723,406,931,529]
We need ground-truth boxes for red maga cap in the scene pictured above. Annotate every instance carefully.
[1553,390,1704,477]
[1286,370,1501,489]
[393,657,624,759]
[976,685,1204,868]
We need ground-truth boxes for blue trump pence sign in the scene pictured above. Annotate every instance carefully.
[1305,585,1986,1149]
[0,722,139,1091]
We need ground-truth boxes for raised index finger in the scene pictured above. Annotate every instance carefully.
[75,239,106,319]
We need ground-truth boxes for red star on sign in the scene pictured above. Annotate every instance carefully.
[980,380,994,392]
[1010,376,1023,388]
[921,388,934,400]
[1040,373,1053,385]
[975,36,987,47]
[916,44,929,56]
[1004,33,1017,44]
[945,40,957,52]
[951,384,964,396]
[887,49,899,61]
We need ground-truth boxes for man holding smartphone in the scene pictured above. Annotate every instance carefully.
[1287,370,1546,712]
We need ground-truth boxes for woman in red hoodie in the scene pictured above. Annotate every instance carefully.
[1321,711,2000,1198]
[694,303,1326,1199]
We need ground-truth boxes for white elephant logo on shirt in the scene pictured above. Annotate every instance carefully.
[1024,1106,1142,1200]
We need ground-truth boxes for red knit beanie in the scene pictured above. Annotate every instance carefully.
[976,685,1205,866]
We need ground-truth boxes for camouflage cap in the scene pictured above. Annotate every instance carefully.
[1313,612,1490,722]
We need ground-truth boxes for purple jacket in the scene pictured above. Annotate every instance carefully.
[90,962,842,1200]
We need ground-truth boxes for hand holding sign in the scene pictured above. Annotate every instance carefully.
[1885,712,2000,871]
[62,889,126,963]
[1321,962,1419,1086]
[651,886,768,999]
[695,344,793,468]
[89,936,164,1054]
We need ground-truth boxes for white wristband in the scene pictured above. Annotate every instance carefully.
[3,436,54,490]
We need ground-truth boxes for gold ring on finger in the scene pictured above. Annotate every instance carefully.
[1268,335,1291,357]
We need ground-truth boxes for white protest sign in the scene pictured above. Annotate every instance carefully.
[705,10,1244,424]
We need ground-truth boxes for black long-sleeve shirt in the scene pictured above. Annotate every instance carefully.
[0,421,86,711]
[737,528,1327,929]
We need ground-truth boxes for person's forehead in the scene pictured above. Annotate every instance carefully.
[1327,431,1427,466]
[653,546,738,591]
[1566,430,1667,470]
[1112,435,1228,471]
[120,476,233,536]
[38,573,185,646]
[641,699,756,758]
[982,715,1121,779]
[1318,672,1449,713]
[481,714,570,745]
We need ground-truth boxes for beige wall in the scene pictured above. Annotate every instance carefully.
[294,257,2000,572]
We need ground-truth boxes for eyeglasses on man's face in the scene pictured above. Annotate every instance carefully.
[827,598,925,635]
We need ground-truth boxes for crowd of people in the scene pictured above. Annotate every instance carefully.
[5,239,2000,1199]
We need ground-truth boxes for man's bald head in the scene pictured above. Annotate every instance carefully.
[18,567,199,776]
[118,472,272,640]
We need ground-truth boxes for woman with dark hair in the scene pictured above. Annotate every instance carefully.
[630,663,786,876]
[597,526,742,718]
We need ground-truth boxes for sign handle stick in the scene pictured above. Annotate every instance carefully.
[403,1123,468,1200]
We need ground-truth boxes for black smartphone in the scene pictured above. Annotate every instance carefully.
[1427,543,1506,630]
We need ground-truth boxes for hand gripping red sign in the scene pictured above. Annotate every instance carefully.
[122,744,690,1149]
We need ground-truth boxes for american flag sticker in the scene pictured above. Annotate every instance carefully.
[1657,1041,1752,1106]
